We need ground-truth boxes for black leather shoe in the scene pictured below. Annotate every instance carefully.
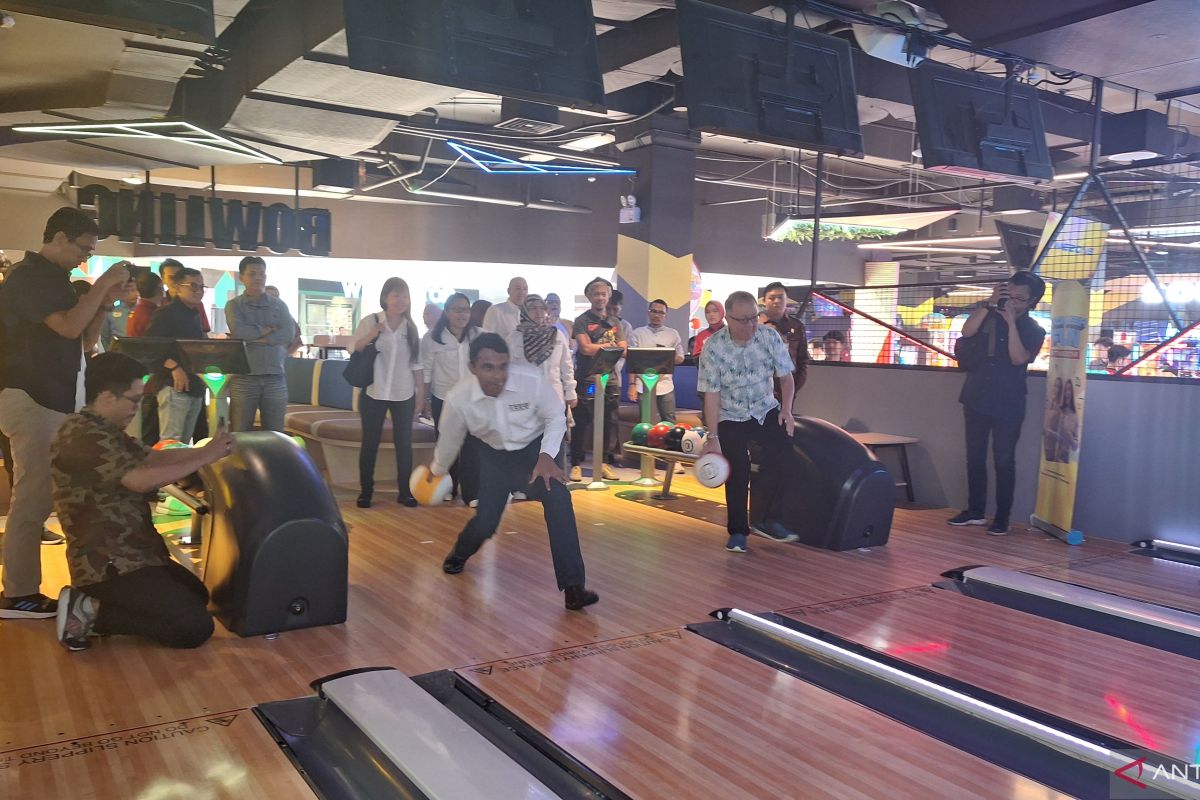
[442,555,466,574]
[564,585,599,610]
[398,495,418,507]
[356,494,372,508]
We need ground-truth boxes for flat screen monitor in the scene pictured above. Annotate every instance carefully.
[910,61,1053,183]
[995,220,1043,270]
[5,0,214,43]
[676,0,863,156]
[626,348,677,376]
[343,0,605,112]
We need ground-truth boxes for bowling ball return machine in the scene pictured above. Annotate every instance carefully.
[750,416,893,550]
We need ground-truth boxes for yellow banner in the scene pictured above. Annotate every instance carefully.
[1035,213,1109,280]
[1033,280,1090,540]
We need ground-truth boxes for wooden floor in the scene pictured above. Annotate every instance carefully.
[1025,552,1200,615]
[779,588,1200,763]
[0,473,1161,798]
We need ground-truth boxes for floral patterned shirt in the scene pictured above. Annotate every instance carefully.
[697,325,794,423]
[51,410,168,587]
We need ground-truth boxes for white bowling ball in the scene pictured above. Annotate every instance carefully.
[680,430,705,454]
[694,453,731,488]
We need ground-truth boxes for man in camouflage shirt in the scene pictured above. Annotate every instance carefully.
[50,353,234,651]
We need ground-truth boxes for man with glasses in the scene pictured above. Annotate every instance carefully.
[0,207,130,619]
[628,298,685,422]
[146,267,207,443]
[948,270,1047,535]
[698,291,798,553]
[51,352,234,651]
[225,256,298,432]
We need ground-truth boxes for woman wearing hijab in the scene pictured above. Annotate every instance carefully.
[692,299,725,424]
[419,292,480,503]
[509,294,577,474]
[350,277,423,508]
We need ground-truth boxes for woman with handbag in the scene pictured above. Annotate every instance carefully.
[350,277,424,508]
[419,293,480,504]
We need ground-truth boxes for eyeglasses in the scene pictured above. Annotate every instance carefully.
[1010,294,1032,304]
[447,305,471,313]
[179,282,206,291]
[727,314,757,324]
[648,307,667,315]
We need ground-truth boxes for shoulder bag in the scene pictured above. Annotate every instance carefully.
[343,314,380,388]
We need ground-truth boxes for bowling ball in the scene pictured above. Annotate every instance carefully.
[674,422,692,432]
[695,453,731,488]
[665,426,687,451]
[409,465,453,506]
[646,422,672,449]
[631,422,652,446]
[680,430,705,454]
[152,438,182,450]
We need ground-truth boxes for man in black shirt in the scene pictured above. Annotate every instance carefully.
[759,282,810,396]
[948,271,1047,535]
[145,267,207,443]
[0,207,130,618]
[568,277,626,482]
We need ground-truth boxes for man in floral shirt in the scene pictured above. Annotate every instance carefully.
[698,291,797,553]
[51,353,234,651]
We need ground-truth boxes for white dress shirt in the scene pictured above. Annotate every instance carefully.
[354,313,421,402]
[419,328,476,399]
[508,328,577,402]
[431,363,567,476]
[481,301,521,340]
[629,324,685,395]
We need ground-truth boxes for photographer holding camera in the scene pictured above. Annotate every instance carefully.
[948,271,1047,535]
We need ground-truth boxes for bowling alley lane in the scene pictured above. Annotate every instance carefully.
[460,629,1075,800]
[777,586,1200,765]
[1024,553,1200,616]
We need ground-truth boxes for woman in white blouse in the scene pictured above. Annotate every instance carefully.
[509,295,576,469]
[419,292,480,503]
[350,277,423,508]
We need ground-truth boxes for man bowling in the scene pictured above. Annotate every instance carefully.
[423,333,599,610]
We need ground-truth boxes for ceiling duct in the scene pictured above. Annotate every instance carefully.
[170,0,458,162]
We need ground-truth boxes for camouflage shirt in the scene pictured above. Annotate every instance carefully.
[51,410,168,587]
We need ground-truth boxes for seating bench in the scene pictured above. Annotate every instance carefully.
[283,357,436,489]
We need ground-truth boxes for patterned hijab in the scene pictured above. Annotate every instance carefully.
[517,294,557,365]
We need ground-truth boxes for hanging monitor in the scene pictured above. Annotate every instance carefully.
[910,61,1054,183]
[676,0,863,156]
[342,0,605,113]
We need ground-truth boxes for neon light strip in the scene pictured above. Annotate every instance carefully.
[726,609,1200,798]
[1151,539,1200,556]
[12,120,281,164]
[446,141,635,176]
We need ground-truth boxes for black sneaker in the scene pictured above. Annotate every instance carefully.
[41,529,65,545]
[947,511,986,527]
[442,555,466,574]
[0,593,58,619]
[987,521,1010,536]
[55,586,97,652]
[356,494,372,508]
[564,585,599,610]
[751,522,799,543]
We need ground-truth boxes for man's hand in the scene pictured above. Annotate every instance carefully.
[627,385,638,403]
[998,299,1019,328]
[701,435,721,456]
[202,429,235,461]
[988,283,1010,308]
[171,366,190,393]
[567,398,578,409]
[779,411,795,437]
[528,453,566,491]
[97,262,132,290]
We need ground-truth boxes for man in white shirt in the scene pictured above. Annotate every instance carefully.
[427,332,598,610]
[626,298,685,423]
[481,276,528,340]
